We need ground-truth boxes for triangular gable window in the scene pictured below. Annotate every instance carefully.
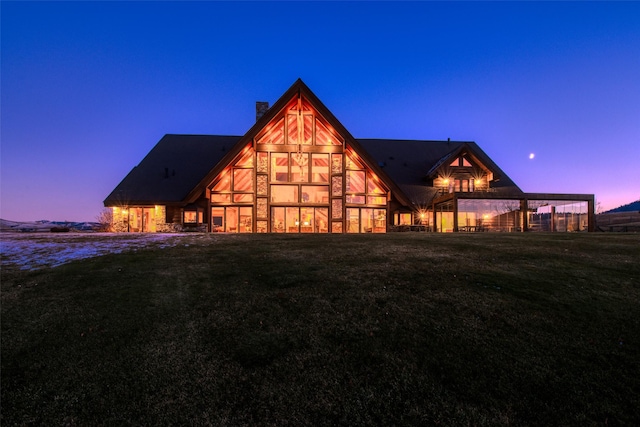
[212,171,231,192]
[367,172,386,194]
[235,150,254,167]
[345,150,365,170]
[256,118,285,145]
[449,156,473,167]
[316,118,343,146]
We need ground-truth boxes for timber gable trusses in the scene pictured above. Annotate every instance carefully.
[185,79,412,207]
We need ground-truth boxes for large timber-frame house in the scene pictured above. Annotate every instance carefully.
[104,79,594,233]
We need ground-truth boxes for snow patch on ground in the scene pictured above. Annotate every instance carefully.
[0,233,185,270]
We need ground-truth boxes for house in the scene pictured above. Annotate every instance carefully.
[104,79,594,233]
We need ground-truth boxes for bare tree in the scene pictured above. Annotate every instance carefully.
[95,208,113,232]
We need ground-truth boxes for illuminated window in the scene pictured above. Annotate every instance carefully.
[360,208,386,233]
[367,173,385,194]
[311,154,329,183]
[367,196,386,205]
[233,169,253,192]
[211,194,231,203]
[346,170,365,193]
[450,156,472,167]
[346,195,365,204]
[271,185,298,203]
[301,186,329,204]
[235,150,254,167]
[271,153,288,182]
[211,207,224,232]
[291,153,308,182]
[239,207,252,233]
[395,213,412,225]
[256,118,284,145]
[213,172,231,192]
[346,208,360,233]
[345,152,364,169]
[233,194,253,203]
[184,211,197,223]
[316,119,343,146]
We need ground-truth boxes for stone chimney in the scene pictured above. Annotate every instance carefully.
[256,102,269,122]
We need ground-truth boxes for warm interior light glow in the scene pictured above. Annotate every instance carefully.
[443,178,450,184]
[475,179,481,185]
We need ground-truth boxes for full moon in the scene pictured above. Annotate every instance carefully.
[529,153,535,160]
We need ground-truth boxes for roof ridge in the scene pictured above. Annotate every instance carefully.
[356,137,476,144]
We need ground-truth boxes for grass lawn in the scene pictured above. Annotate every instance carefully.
[2,233,639,426]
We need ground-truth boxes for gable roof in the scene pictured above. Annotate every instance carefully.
[104,134,241,206]
[182,78,414,206]
[357,139,522,205]
[104,80,523,209]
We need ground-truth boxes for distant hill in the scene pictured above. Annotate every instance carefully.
[603,200,640,213]
[0,219,100,232]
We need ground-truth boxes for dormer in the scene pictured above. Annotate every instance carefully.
[427,145,497,195]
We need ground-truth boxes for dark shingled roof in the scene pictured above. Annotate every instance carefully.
[104,133,523,208]
[356,138,522,205]
[104,134,241,205]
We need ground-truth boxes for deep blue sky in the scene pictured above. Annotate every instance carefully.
[2,1,639,221]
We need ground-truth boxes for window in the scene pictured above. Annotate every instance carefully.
[271,185,298,203]
[208,94,390,233]
[211,194,230,203]
[301,186,329,204]
[450,156,473,167]
[367,174,385,194]
[256,118,285,145]
[233,169,253,192]
[291,153,308,182]
[316,119,343,146]
[367,196,386,205]
[213,172,231,192]
[346,195,365,204]
[235,150,254,167]
[346,170,365,193]
[211,207,224,232]
[395,213,412,226]
[311,154,329,183]
[184,211,197,223]
[233,194,253,203]
[271,153,288,182]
